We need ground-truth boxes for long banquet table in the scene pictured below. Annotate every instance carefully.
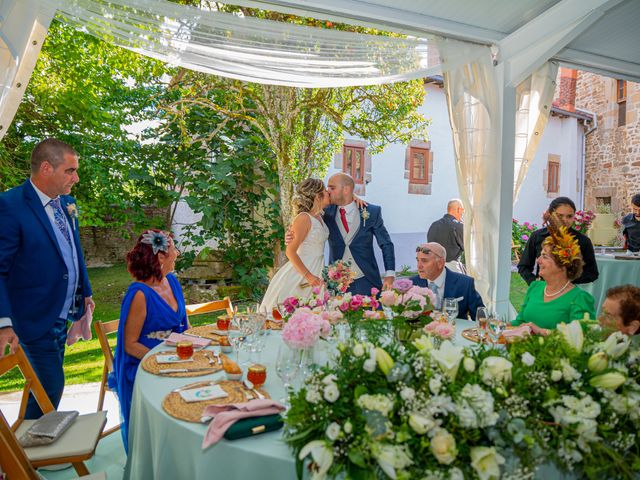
[124,319,477,479]
[580,254,640,314]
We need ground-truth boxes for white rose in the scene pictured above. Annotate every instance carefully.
[449,467,464,480]
[429,377,442,395]
[430,429,458,465]
[325,422,341,441]
[400,387,416,401]
[322,374,338,385]
[470,446,505,480]
[323,383,340,403]
[551,370,563,382]
[344,421,353,434]
[521,352,535,367]
[480,356,513,385]
[602,331,631,359]
[363,358,376,372]
[408,412,435,434]
[353,343,365,357]
[463,357,476,372]
[430,341,464,381]
[558,320,584,353]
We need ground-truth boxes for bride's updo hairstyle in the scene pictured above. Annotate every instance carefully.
[292,178,325,216]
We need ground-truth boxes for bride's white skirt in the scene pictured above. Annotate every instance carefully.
[260,254,324,312]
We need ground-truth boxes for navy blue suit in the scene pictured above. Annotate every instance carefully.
[0,180,92,417]
[410,268,484,320]
[324,204,395,295]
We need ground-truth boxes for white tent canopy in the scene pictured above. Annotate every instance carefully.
[2,0,638,315]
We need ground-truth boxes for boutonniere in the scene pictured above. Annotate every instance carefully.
[66,203,78,230]
[361,207,370,226]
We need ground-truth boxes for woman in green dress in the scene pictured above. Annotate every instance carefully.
[512,222,596,333]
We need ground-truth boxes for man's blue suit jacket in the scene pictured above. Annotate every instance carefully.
[410,268,484,321]
[0,180,92,342]
[324,204,395,290]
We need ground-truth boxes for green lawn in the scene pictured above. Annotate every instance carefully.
[0,266,529,392]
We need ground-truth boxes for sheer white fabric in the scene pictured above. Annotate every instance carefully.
[513,61,559,202]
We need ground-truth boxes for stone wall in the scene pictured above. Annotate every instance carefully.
[575,71,640,212]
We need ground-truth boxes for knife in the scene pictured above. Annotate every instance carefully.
[160,367,217,374]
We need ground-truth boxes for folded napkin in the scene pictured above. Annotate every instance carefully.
[164,332,211,348]
[66,303,93,346]
[502,325,532,338]
[202,399,285,449]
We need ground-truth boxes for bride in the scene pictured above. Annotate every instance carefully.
[260,178,329,312]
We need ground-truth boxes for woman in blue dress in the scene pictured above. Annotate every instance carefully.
[113,229,189,452]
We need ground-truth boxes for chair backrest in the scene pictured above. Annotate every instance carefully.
[0,411,40,480]
[185,297,234,318]
[0,346,54,431]
[94,319,119,374]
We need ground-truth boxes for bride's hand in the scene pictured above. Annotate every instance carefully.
[284,227,295,245]
[353,194,368,209]
[305,273,323,287]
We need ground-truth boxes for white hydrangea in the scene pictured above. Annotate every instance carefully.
[521,352,535,367]
[560,358,581,382]
[305,386,321,404]
[429,376,443,395]
[400,387,416,401]
[363,359,377,372]
[455,384,499,428]
[357,394,395,417]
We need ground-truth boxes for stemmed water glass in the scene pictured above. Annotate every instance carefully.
[476,307,489,342]
[227,315,246,364]
[443,298,459,326]
[275,345,300,406]
[488,315,506,344]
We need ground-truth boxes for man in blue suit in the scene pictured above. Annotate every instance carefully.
[0,139,94,418]
[324,173,395,295]
[410,242,484,320]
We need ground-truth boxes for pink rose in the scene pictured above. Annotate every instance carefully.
[370,287,380,297]
[380,290,397,307]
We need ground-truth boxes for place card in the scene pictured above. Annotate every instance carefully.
[179,384,229,403]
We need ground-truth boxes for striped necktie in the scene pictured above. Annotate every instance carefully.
[49,197,71,244]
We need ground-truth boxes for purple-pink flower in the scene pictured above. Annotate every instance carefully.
[393,278,414,293]
[283,296,299,313]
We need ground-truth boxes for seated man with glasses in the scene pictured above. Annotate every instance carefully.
[599,285,640,336]
[409,242,484,321]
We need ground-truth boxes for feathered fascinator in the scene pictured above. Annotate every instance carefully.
[543,214,581,266]
[140,230,169,255]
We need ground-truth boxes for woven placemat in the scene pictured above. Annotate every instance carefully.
[162,380,270,423]
[183,325,226,344]
[462,328,509,345]
[141,350,222,377]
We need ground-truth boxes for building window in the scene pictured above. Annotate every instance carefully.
[408,146,429,184]
[343,145,365,184]
[547,160,560,193]
[617,79,627,127]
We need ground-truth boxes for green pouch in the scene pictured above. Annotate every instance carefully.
[224,414,284,440]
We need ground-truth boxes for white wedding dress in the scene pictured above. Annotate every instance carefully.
[260,213,329,312]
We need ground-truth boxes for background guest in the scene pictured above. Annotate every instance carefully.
[518,196,598,285]
[622,193,640,253]
[410,242,484,320]
[0,138,93,419]
[512,223,595,332]
[427,198,465,273]
[113,230,189,452]
[599,285,640,335]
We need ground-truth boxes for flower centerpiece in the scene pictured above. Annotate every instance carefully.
[572,209,596,234]
[379,278,436,341]
[322,260,356,296]
[284,320,640,479]
[282,287,332,319]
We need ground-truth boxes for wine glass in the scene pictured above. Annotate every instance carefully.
[275,345,300,405]
[443,298,459,326]
[476,307,489,342]
[227,316,245,364]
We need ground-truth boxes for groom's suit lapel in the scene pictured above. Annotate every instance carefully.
[23,180,64,259]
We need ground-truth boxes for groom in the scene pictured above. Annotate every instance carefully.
[324,173,395,295]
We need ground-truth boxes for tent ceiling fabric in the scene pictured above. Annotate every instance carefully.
[234,0,640,81]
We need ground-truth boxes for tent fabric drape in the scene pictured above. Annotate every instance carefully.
[513,61,559,202]
[43,0,443,88]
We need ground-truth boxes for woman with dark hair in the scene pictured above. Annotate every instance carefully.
[512,220,596,331]
[517,196,598,285]
[113,229,189,452]
[599,285,640,335]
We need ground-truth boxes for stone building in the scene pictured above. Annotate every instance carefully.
[573,69,640,212]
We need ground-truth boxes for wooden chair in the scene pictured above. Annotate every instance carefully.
[185,297,234,319]
[94,319,120,438]
[511,241,521,262]
[0,346,106,477]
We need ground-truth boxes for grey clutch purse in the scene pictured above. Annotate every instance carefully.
[19,410,79,447]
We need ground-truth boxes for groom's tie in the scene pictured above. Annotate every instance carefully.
[49,197,72,244]
[339,207,349,233]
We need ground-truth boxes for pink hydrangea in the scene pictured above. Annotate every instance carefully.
[282,308,331,349]
[424,321,455,339]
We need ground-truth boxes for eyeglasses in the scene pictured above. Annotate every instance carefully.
[416,246,443,260]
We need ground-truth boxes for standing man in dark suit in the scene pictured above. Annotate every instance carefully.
[0,139,94,418]
[325,173,395,295]
[410,242,483,320]
[427,199,465,273]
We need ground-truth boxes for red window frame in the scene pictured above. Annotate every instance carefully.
[617,79,627,103]
[343,145,365,184]
[409,146,429,184]
[547,161,560,193]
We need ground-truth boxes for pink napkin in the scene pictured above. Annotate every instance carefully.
[503,325,532,338]
[66,303,94,346]
[201,399,285,449]
[164,332,211,348]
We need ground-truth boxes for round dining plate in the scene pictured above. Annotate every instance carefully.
[141,350,222,377]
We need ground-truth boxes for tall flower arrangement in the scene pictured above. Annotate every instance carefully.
[284,321,640,479]
[379,279,436,321]
[572,210,596,234]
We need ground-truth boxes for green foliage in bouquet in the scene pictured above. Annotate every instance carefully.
[284,321,640,479]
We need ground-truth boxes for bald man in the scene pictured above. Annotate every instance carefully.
[409,242,483,321]
[427,199,465,273]
[325,173,395,295]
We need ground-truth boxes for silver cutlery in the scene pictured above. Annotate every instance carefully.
[243,378,265,399]
[171,380,216,393]
[160,367,216,374]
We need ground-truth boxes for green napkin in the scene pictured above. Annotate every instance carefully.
[224,414,284,440]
